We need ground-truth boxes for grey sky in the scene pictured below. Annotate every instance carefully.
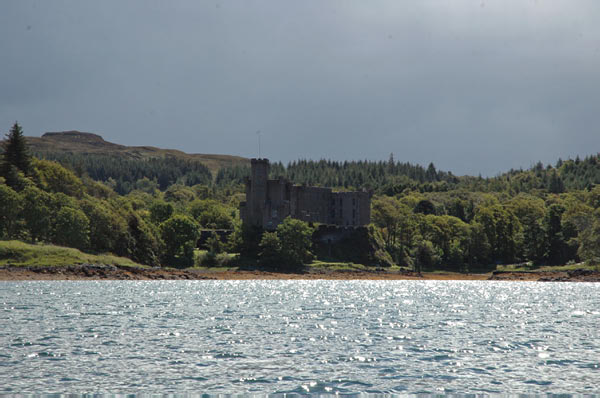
[1,0,599,176]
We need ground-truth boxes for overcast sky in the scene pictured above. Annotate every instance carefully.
[1,1,599,176]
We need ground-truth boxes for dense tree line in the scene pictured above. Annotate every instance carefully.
[215,157,458,190]
[370,190,600,271]
[214,154,600,196]
[33,152,212,194]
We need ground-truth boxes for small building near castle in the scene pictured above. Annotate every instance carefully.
[240,158,371,230]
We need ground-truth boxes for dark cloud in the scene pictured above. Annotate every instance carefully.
[1,0,599,176]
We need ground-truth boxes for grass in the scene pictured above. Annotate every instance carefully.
[308,260,407,273]
[0,240,146,268]
[496,262,599,272]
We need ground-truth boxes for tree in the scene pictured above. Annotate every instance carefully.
[232,223,263,258]
[543,204,567,265]
[52,207,90,250]
[467,222,491,267]
[372,196,404,248]
[420,214,470,270]
[0,184,22,239]
[34,159,84,197]
[80,199,127,253]
[258,231,282,266]
[576,211,600,266]
[508,195,546,263]
[1,122,32,182]
[276,217,315,268]
[474,205,520,264]
[149,200,174,225]
[548,170,565,194]
[126,213,162,266]
[411,238,441,273]
[189,199,233,229]
[257,218,314,269]
[160,215,199,267]
[21,186,53,242]
[414,199,436,215]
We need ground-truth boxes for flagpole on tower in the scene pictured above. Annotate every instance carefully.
[256,130,261,159]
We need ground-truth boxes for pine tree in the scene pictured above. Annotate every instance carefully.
[2,122,32,178]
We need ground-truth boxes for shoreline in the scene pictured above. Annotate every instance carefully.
[1,264,599,282]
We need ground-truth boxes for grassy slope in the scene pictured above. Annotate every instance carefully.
[21,131,249,175]
[496,262,599,272]
[0,240,145,268]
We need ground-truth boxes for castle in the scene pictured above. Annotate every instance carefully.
[240,158,371,230]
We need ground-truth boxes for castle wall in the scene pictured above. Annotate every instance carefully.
[263,178,291,229]
[330,191,370,227]
[292,186,331,224]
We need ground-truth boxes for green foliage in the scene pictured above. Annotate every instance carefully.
[467,222,491,267]
[474,205,519,264]
[80,198,126,253]
[34,159,84,197]
[52,207,90,250]
[34,152,212,194]
[276,217,315,268]
[258,231,282,266]
[21,186,53,242]
[414,199,436,215]
[189,199,234,229]
[576,210,600,265]
[0,183,22,239]
[164,184,196,203]
[1,122,32,187]
[231,223,263,257]
[206,232,224,255]
[420,215,470,269]
[411,238,442,272]
[126,214,163,266]
[160,215,199,267]
[257,218,314,269]
[372,196,413,251]
[149,200,174,224]
[543,204,567,265]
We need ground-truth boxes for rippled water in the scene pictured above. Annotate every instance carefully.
[0,281,599,395]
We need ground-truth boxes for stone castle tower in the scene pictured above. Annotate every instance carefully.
[247,158,269,227]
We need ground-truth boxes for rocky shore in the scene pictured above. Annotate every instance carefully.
[0,264,214,281]
[489,269,600,282]
[1,264,599,281]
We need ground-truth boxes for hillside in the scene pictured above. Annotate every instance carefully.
[23,131,249,174]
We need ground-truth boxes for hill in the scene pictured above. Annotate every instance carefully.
[24,131,249,174]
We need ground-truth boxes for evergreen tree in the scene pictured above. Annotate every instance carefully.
[2,122,32,180]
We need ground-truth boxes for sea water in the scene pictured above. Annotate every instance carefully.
[0,280,599,396]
